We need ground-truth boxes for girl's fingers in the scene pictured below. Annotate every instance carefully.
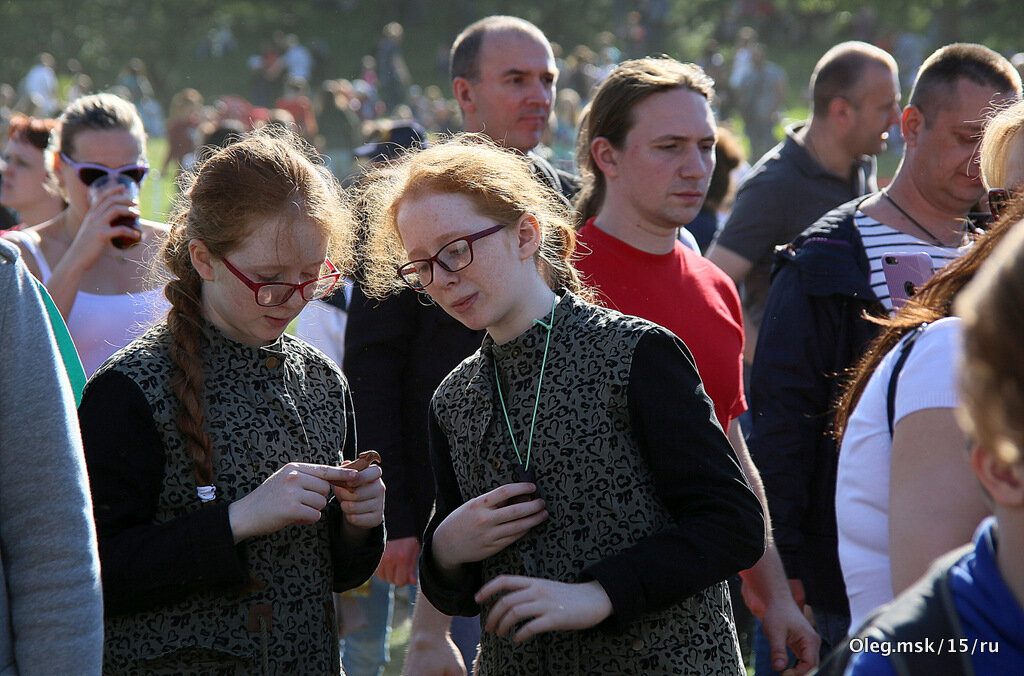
[475,574,532,604]
[489,510,548,544]
[498,600,543,638]
[494,497,545,522]
[511,615,553,643]
[482,482,537,506]
[333,479,385,504]
[300,490,329,511]
[484,586,534,633]
[339,497,383,516]
[291,503,326,525]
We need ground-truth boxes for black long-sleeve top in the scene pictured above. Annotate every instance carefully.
[80,361,383,616]
[420,323,766,629]
[343,286,483,541]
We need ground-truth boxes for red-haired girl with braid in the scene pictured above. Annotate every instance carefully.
[78,128,385,675]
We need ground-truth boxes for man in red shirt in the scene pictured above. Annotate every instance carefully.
[574,56,819,675]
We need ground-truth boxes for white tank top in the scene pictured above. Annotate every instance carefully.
[8,230,169,375]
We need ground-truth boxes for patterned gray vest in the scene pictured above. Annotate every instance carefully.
[96,322,348,675]
[432,292,743,675]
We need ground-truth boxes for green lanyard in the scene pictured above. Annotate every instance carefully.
[492,294,557,472]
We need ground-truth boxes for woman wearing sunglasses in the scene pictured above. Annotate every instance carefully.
[2,93,168,374]
[359,135,764,675]
[78,128,385,673]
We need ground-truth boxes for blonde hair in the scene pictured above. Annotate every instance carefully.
[358,133,592,301]
[979,99,1024,190]
[158,127,355,494]
[956,206,1024,465]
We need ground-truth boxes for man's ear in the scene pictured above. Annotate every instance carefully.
[516,213,543,261]
[452,77,475,114]
[901,105,922,147]
[971,443,1024,508]
[189,239,216,282]
[829,95,854,127]
[590,136,620,179]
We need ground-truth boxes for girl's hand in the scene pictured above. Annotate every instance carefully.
[331,463,385,531]
[70,181,140,265]
[228,462,358,543]
[475,577,613,642]
[432,483,547,572]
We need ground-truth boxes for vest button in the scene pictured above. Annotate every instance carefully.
[631,637,644,651]
[265,356,281,369]
[511,348,520,358]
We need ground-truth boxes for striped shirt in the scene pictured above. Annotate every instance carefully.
[855,210,962,311]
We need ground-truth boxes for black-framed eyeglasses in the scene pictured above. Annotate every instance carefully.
[59,152,149,186]
[989,188,1020,222]
[222,257,341,307]
[397,222,508,290]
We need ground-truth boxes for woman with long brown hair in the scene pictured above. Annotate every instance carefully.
[834,100,1024,632]
[78,128,384,674]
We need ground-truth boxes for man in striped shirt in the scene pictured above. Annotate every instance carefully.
[747,43,1021,658]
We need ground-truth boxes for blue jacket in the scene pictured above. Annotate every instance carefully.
[748,197,884,614]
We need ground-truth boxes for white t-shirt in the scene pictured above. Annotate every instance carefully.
[835,316,962,632]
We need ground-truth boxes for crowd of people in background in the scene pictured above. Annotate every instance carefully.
[0,21,915,194]
[3,6,1024,676]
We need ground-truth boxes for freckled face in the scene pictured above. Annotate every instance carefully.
[396,191,527,335]
[199,216,329,346]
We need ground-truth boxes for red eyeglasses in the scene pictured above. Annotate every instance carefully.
[59,152,149,186]
[221,258,341,307]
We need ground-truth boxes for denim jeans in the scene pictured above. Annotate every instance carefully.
[340,576,395,676]
[340,577,481,676]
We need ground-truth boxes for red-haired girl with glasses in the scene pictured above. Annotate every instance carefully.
[77,128,385,674]
[359,134,764,675]
[2,93,168,375]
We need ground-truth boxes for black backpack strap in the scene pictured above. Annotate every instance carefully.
[887,323,928,437]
